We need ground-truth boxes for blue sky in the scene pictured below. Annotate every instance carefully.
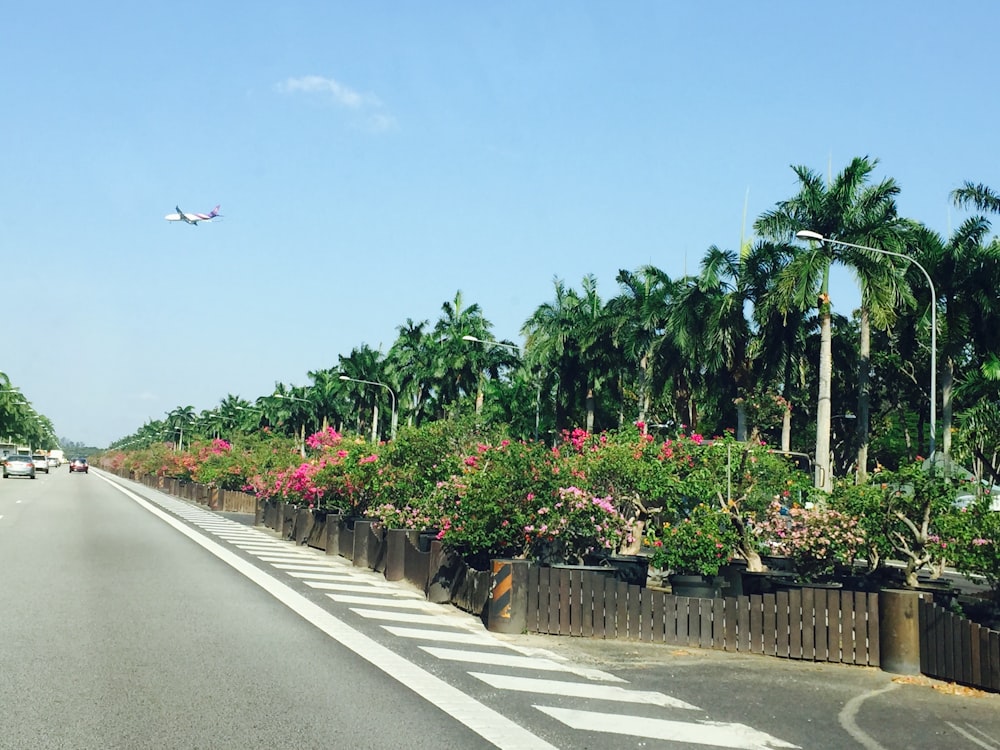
[1,2,995,447]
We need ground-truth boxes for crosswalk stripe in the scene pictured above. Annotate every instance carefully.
[420,647,627,683]
[381,626,501,646]
[271,563,348,572]
[534,706,800,749]
[351,609,478,627]
[306,581,426,596]
[326,594,439,609]
[257,555,331,563]
[469,672,699,709]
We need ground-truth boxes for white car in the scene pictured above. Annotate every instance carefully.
[46,456,59,469]
[31,455,49,474]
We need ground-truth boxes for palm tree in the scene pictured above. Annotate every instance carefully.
[755,156,904,490]
[953,182,1000,214]
[431,291,494,415]
[605,266,675,427]
[522,277,585,435]
[384,318,432,428]
[166,405,196,452]
[909,218,1000,459]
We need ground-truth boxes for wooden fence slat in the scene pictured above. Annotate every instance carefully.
[943,611,956,682]
[748,595,763,654]
[700,599,714,649]
[615,580,629,639]
[776,590,790,658]
[788,589,802,659]
[801,587,816,661]
[842,590,856,665]
[598,576,616,638]
[866,592,880,667]
[970,622,982,687]
[736,597,749,652]
[722,597,737,651]
[626,585,641,640]
[581,572,595,638]
[990,630,1000,692]
[673,596,689,645]
[652,590,666,643]
[663,595,679,645]
[640,590,654,642]
[763,593,777,656]
[569,570,582,637]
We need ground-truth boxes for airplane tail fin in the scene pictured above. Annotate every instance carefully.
[210,205,221,217]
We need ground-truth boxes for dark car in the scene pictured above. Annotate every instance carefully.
[68,457,88,473]
[3,454,36,479]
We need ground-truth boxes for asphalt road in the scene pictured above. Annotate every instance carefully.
[1,468,998,750]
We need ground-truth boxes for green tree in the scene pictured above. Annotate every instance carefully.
[755,156,904,490]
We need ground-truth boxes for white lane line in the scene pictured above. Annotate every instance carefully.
[284,571,370,582]
[352,609,480,628]
[326,594,439,610]
[97,474,557,750]
[470,672,700,709]
[944,721,1000,750]
[271,563,350,572]
[535,706,799,749]
[421,647,626,683]
[307,581,425,596]
[257,555,332,563]
[382,626,501,646]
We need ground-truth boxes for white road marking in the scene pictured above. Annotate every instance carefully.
[421,646,627,683]
[271,562,349,572]
[535,706,799,749]
[352,608,480,627]
[97,474,558,750]
[326,594,439,609]
[382,626,501,646]
[306,581,424,595]
[470,672,700,709]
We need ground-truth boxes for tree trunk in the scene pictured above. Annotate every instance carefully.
[585,383,595,433]
[856,306,871,483]
[736,400,747,442]
[781,403,791,453]
[942,354,954,461]
[815,306,833,492]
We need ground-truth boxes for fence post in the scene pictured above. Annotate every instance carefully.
[353,520,372,568]
[487,559,530,634]
[879,588,922,675]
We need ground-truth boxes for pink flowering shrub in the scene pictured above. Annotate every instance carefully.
[754,501,866,581]
[523,486,629,565]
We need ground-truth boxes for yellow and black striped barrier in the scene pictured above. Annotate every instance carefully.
[487,559,530,634]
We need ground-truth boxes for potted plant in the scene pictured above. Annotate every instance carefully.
[646,502,737,598]
[523,486,629,566]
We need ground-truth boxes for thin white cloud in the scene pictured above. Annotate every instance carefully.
[275,75,396,132]
[276,75,373,109]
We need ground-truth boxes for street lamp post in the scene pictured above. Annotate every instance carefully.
[338,376,397,442]
[797,230,937,460]
[273,394,312,456]
[462,335,543,441]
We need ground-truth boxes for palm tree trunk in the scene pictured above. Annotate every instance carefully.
[815,307,833,492]
[585,383,595,433]
[856,307,871,483]
[781,403,791,453]
[942,355,954,459]
[736,400,747,442]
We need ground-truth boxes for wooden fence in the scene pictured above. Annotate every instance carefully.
[525,565,881,666]
[920,598,1000,692]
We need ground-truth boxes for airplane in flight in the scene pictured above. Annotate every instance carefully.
[165,205,221,225]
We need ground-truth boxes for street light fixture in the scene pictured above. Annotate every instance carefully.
[797,230,937,459]
[462,335,546,441]
[338,376,397,442]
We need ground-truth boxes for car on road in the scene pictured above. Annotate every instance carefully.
[32,454,49,474]
[3,455,36,479]
[68,457,88,473]
[46,456,59,469]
